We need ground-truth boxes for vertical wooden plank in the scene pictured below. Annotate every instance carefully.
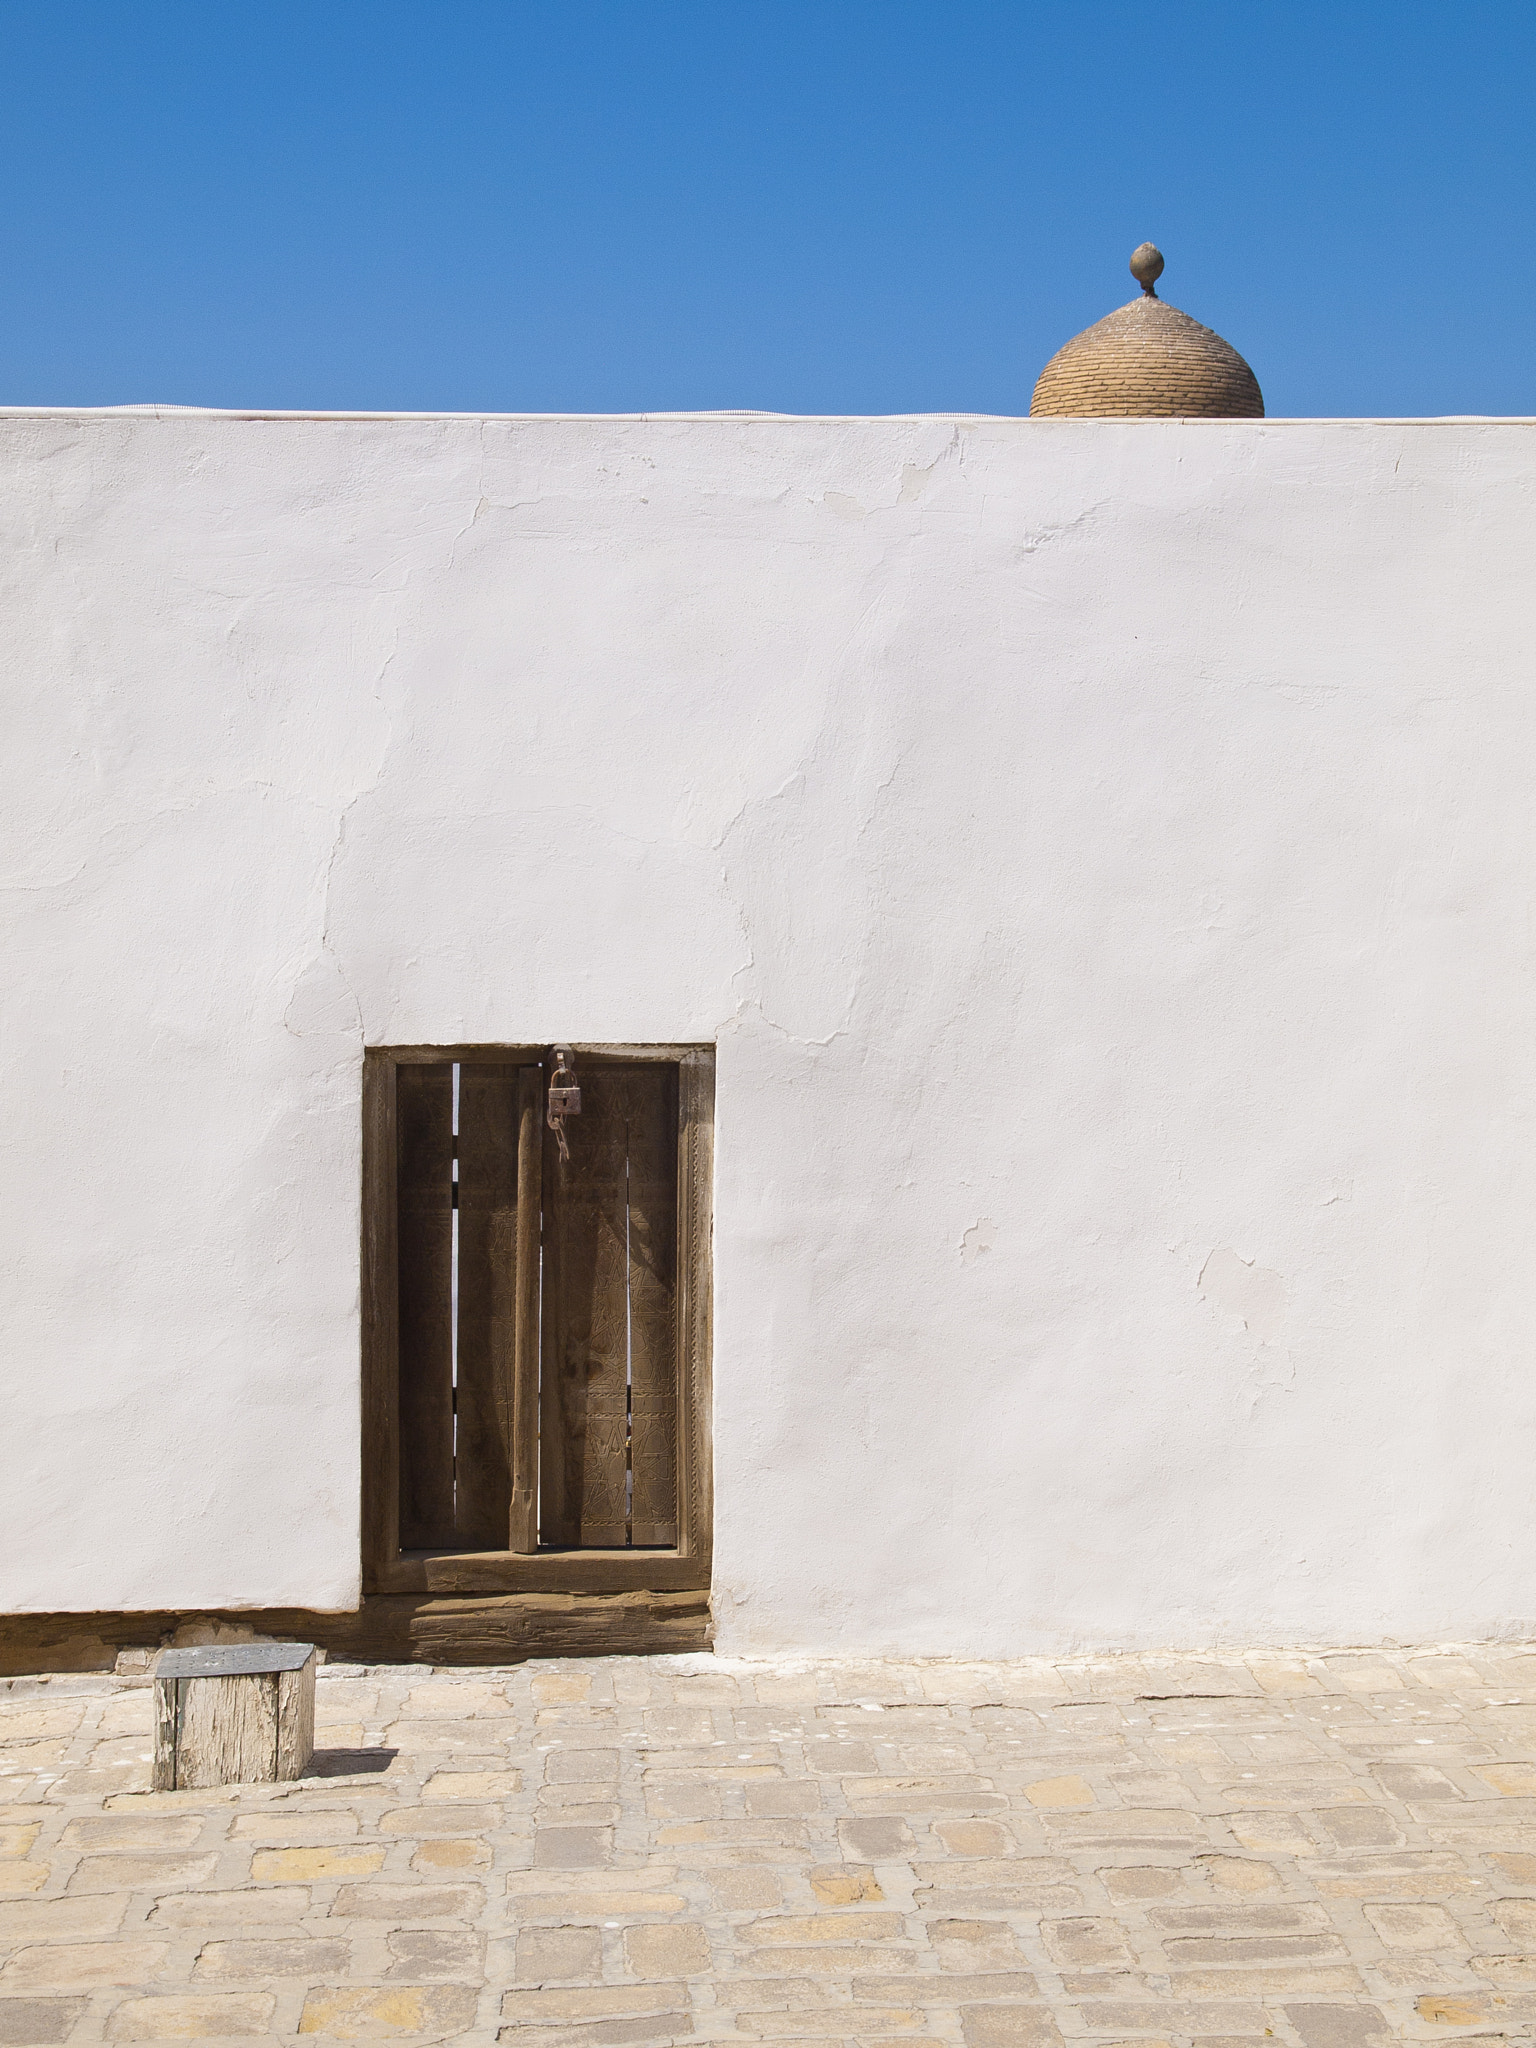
[396,1062,455,1549]
[455,1064,521,1548]
[510,1066,542,1553]
[361,1052,399,1587]
[541,1065,630,1546]
[537,1055,566,1547]
[627,1065,679,1545]
[676,1050,716,1564]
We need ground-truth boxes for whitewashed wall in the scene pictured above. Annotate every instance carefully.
[2,407,1533,1651]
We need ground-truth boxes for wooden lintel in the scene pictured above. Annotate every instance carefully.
[380,1043,710,1067]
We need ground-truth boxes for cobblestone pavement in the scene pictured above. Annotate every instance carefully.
[8,1648,1536,2044]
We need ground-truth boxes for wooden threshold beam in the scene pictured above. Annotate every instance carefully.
[371,1551,711,1596]
[0,1590,711,1678]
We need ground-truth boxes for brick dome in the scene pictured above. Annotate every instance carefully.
[1030,244,1263,420]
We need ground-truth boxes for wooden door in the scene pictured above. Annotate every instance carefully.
[385,1051,697,1564]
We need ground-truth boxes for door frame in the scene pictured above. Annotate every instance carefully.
[361,1043,714,1596]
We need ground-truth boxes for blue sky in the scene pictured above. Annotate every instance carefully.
[0,3,1530,417]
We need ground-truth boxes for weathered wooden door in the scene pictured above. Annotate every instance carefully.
[376,1048,709,1573]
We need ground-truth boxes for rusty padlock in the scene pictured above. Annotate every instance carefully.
[547,1046,581,1161]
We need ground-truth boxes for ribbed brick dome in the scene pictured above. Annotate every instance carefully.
[1031,244,1263,420]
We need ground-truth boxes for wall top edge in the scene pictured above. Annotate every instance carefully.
[0,406,1532,428]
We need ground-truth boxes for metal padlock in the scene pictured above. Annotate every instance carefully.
[547,1046,581,1120]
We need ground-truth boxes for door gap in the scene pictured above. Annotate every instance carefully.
[450,1062,460,1522]
[625,1133,633,1547]
[536,1059,544,1550]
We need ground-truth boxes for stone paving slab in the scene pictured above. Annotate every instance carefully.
[4,1647,1536,2043]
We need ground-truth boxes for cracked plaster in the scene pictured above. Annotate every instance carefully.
[2,410,1535,1653]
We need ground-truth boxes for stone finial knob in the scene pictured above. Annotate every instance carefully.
[1129,242,1165,296]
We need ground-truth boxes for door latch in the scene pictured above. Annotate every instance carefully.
[547,1046,581,1162]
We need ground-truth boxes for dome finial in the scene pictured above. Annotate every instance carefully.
[1129,242,1164,297]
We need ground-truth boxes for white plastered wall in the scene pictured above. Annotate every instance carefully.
[1,407,1533,1651]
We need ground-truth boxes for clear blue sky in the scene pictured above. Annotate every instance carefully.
[1,3,1530,417]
